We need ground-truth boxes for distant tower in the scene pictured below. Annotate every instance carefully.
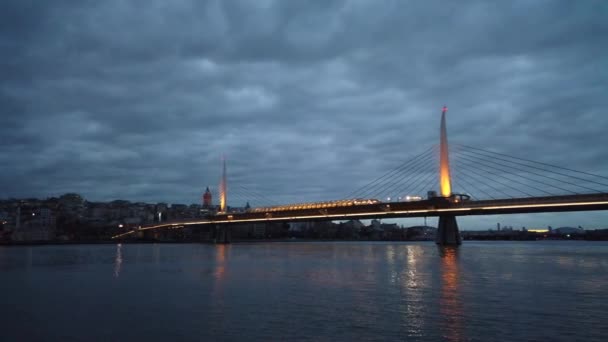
[202,187,212,208]
[219,156,227,212]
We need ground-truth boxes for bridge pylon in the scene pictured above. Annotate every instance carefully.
[436,106,462,246]
[219,156,227,213]
[214,224,231,244]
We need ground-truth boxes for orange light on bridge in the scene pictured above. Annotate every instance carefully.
[439,106,452,197]
[219,156,227,212]
[110,198,608,239]
[527,229,549,233]
[440,169,452,197]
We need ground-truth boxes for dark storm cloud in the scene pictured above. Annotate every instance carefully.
[1,0,608,227]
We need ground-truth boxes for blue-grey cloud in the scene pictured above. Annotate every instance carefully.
[1,0,607,228]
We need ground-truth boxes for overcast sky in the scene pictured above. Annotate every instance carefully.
[2,0,607,228]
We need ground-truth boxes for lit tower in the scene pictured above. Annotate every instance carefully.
[219,156,227,213]
[436,105,462,246]
[202,187,212,208]
[439,105,452,197]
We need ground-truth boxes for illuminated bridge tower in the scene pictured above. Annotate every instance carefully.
[219,156,227,213]
[436,106,462,246]
[215,156,230,244]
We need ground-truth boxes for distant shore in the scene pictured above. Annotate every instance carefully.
[2,237,607,246]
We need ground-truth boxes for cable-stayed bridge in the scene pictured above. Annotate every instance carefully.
[113,107,608,244]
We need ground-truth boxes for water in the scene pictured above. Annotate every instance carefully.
[1,241,607,341]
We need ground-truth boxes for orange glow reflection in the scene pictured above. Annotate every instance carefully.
[214,244,227,280]
[439,247,463,341]
[440,110,452,197]
[210,244,229,311]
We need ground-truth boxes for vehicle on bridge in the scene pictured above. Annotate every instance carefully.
[450,193,471,203]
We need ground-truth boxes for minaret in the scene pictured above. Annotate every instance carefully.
[436,106,461,246]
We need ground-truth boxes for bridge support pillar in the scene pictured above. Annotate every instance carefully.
[436,215,461,246]
[214,225,231,244]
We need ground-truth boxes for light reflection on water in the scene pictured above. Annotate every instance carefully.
[402,245,426,338]
[439,247,463,342]
[214,244,227,280]
[0,241,607,341]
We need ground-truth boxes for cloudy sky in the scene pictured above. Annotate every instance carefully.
[2,0,607,228]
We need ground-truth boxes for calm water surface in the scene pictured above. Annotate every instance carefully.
[1,241,607,341]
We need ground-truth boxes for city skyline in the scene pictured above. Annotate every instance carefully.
[2,1,608,229]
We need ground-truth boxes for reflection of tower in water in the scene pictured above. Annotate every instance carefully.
[214,244,227,280]
[210,244,229,323]
[439,247,464,342]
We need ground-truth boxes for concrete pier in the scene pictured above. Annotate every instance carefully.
[435,215,462,246]
[214,225,231,244]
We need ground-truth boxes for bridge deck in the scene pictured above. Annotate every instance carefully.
[112,193,608,238]
[210,193,608,223]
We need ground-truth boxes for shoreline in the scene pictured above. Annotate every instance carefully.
[1,238,606,247]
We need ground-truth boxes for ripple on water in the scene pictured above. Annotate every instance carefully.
[0,241,607,341]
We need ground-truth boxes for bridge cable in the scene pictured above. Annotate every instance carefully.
[227,188,255,207]
[452,151,565,196]
[345,145,436,199]
[397,169,435,199]
[455,144,608,189]
[451,161,516,198]
[453,151,577,195]
[229,186,276,208]
[445,163,483,199]
[235,184,280,207]
[371,149,439,199]
[452,145,599,193]
[413,168,438,194]
[412,170,440,198]
[374,153,437,200]
[449,177,475,200]
[452,159,536,197]
[239,185,280,205]
[345,146,435,198]
[351,146,437,199]
[452,147,596,194]
[455,164,517,198]
[449,176,477,200]
[348,146,437,200]
[401,156,439,197]
[227,187,255,206]
[451,168,495,199]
